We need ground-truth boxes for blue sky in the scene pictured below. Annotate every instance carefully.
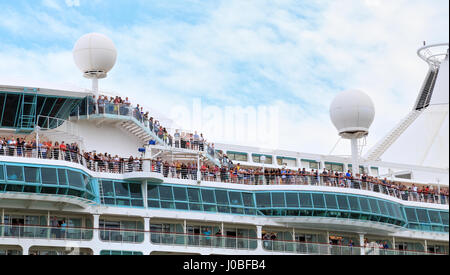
[0,0,448,155]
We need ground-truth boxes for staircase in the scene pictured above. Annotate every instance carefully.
[364,110,422,161]
[119,118,166,145]
[414,68,439,111]
[16,88,38,133]
[98,180,105,204]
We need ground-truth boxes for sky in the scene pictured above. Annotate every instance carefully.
[0,0,448,156]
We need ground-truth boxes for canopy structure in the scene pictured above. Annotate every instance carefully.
[365,44,449,170]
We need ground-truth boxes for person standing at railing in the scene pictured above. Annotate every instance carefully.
[174,130,181,148]
[193,131,199,150]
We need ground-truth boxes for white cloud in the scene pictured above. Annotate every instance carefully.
[65,0,80,7]
[0,0,448,160]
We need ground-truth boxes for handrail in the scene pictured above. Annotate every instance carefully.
[0,224,446,255]
[1,145,449,205]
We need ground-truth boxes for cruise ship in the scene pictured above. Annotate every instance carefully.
[0,33,448,256]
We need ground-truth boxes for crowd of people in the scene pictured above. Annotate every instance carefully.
[87,95,213,153]
[2,134,449,205]
[153,160,449,203]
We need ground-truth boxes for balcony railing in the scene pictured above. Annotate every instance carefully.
[1,146,448,206]
[150,232,258,251]
[0,224,93,241]
[0,224,446,255]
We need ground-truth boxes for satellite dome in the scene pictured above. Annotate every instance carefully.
[330,89,375,139]
[73,33,117,79]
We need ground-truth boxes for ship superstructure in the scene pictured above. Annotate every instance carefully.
[0,36,448,255]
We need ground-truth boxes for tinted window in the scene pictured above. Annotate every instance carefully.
[416,209,430,223]
[440,212,449,225]
[6,166,23,181]
[359,197,371,212]
[312,193,325,208]
[299,193,312,208]
[378,201,389,216]
[67,170,83,188]
[242,193,255,207]
[24,167,40,183]
[129,183,142,198]
[285,193,299,208]
[173,187,187,201]
[101,181,114,197]
[368,199,380,214]
[57,169,68,185]
[215,190,229,205]
[272,193,286,207]
[324,194,338,209]
[337,195,349,210]
[348,197,360,211]
[428,210,441,224]
[114,182,129,197]
[158,186,173,200]
[229,192,243,206]
[147,185,159,199]
[41,168,58,185]
[187,188,200,202]
[404,208,417,222]
[255,193,271,208]
[201,189,215,203]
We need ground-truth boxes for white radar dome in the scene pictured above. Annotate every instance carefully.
[330,89,375,139]
[73,33,117,79]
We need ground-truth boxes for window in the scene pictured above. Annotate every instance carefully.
[187,188,200,202]
[336,195,349,210]
[285,193,299,208]
[57,169,68,185]
[227,152,248,162]
[129,183,142,198]
[299,193,312,208]
[277,157,296,167]
[173,187,187,201]
[271,193,286,207]
[41,168,58,185]
[24,167,40,183]
[229,192,243,206]
[0,165,4,181]
[147,185,159,199]
[114,182,130,197]
[255,193,271,208]
[404,208,418,222]
[201,189,215,204]
[6,166,23,181]
[359,197,371,212]
[416,209,430,223]
[242,193,255,207]
[428,210,441,224]
[312,193,325,209]
[324,194,338,209]
[67,170,83,188]
[368,199,380,214]
[378,201,389,216]
[325,162,344,172]
[347,197,360,211]
[215,190,229,205]
[101,181,114,197]
[252,154,272,164]
[158,186,173,200]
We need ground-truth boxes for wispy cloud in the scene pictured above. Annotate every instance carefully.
[0,0,448,157]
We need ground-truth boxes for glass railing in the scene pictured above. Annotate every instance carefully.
[0,224,93,241]
[150,232,258,250]
[99,228,144,243]
[262,240,446,255]
[2,144,448,206]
